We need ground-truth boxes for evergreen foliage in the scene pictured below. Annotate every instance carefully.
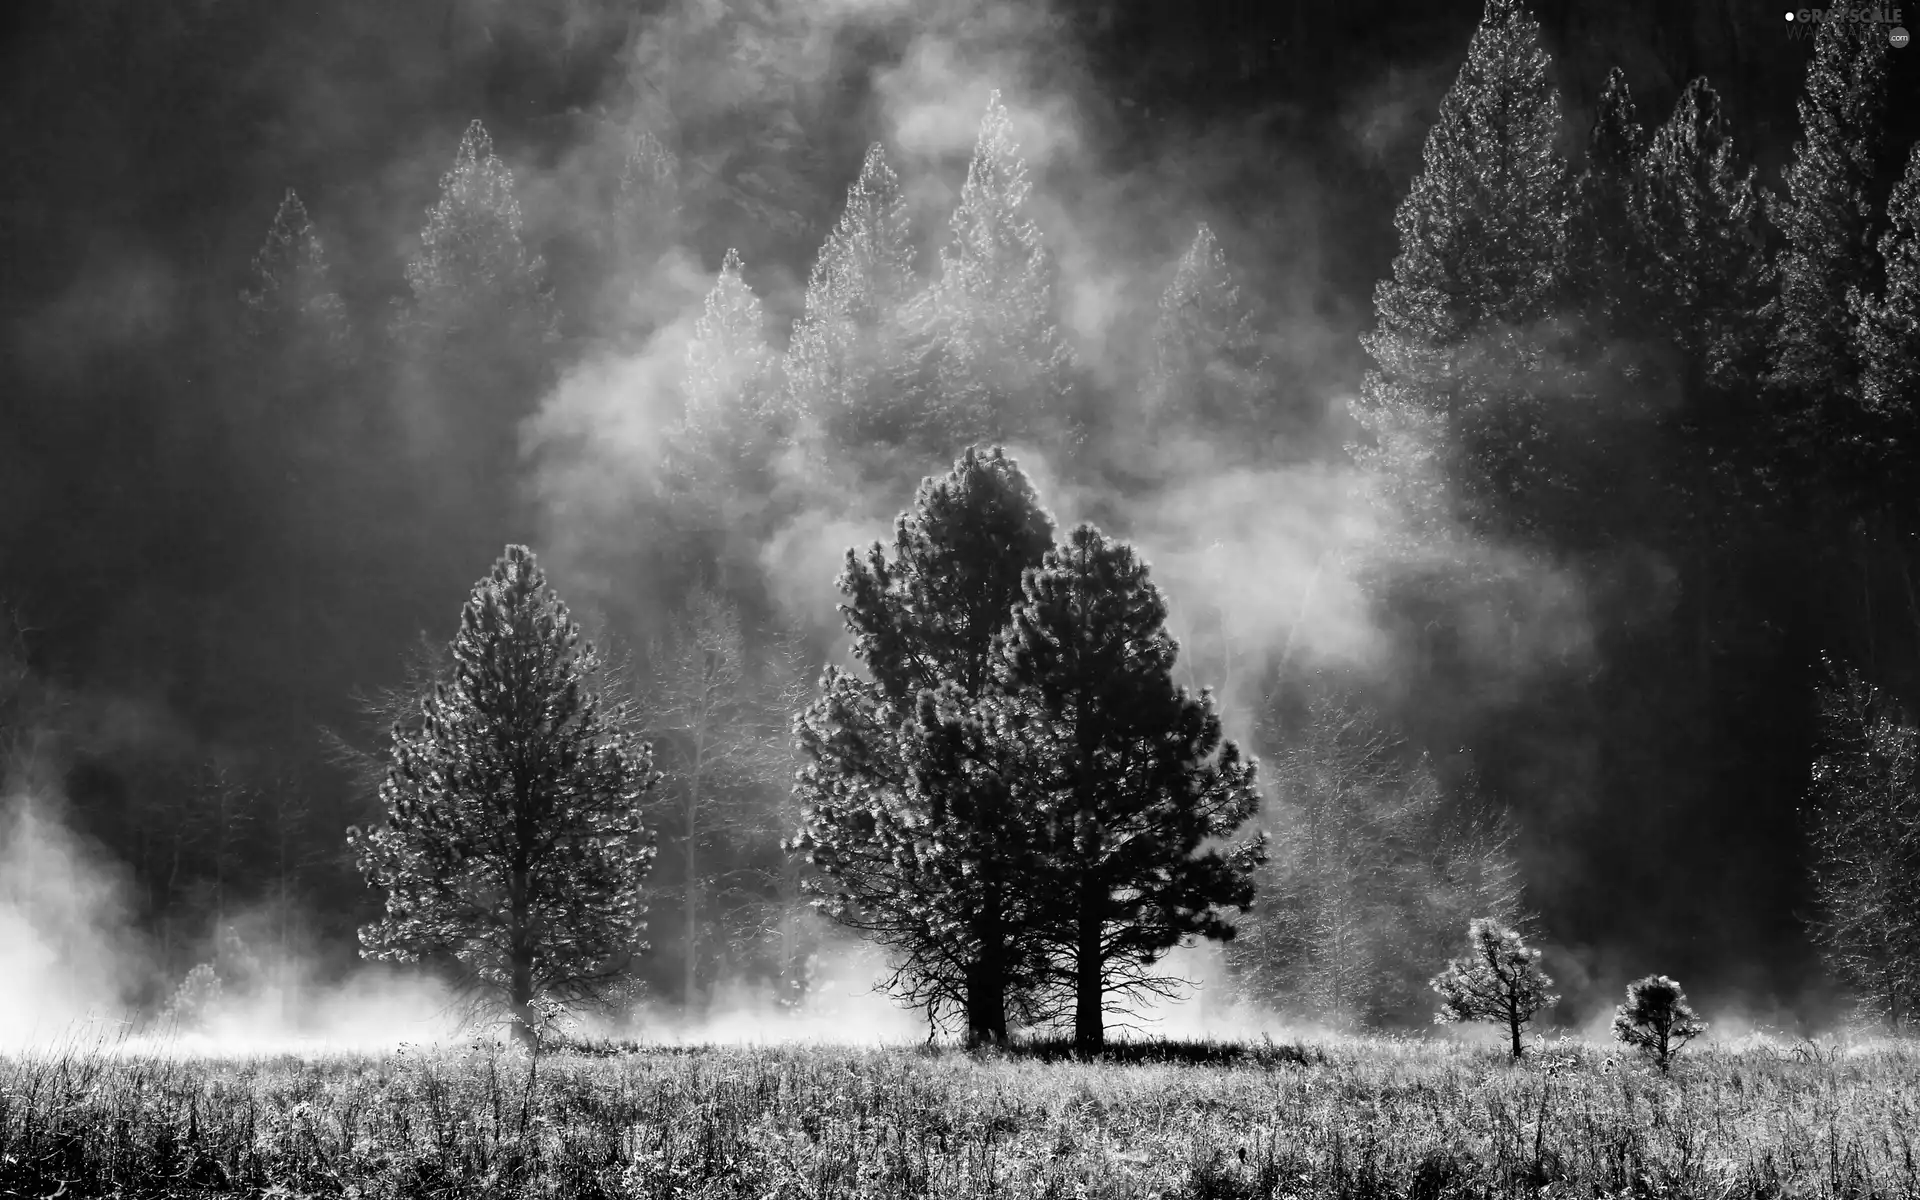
[1564,68,1647,331]
[1765,4,1890,484]
[1610,974,1706,1071]
[1000,524,1266,1054]
[908,92,1072,453]
[400,120,556,342]
[785,143,917,449]
[348,546,657,1046]
[240,189,348,355]
[615,126,681,267]
[1143,223,1275,454]
[1849,144,1920,504]
[792,447,1057,1047]
[1430,918,1558,1057]
[1353,0,1570,540]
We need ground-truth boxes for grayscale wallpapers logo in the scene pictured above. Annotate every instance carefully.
[1783,5,1909,45]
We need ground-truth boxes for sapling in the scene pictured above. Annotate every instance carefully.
[1611,974,1707,1071]
[1431,918,1558,1058]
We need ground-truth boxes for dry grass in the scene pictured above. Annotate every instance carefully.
[1,1034,1916,1198]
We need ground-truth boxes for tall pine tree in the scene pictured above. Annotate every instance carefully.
[792,447,1056,1046]
[785,142,917,452]
[908,92,1072,454]
[349,546,657,1046]
[1141,223,1279,460]
[241,189,349,355]
[1849,144,1920,515]
[1000,524,1266,1054]
[1353,0,1570,543]
[1765,3,1890,489]
[1564,68,1647,334]
[668,249,780,534]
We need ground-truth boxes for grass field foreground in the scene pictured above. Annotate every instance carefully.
[1,1036,1916,1199]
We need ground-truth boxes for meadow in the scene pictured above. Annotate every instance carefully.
[1,1034,1916,1199]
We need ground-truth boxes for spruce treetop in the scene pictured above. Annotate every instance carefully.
[1147,223,1271,436]
[914,91,1072,445]
[684,248,773,438]
[1369,0,1567,352]
[1767,4,1889,406]
[1852,144,1920,431]
[241,189,348,347]
[404,119,554,333]
[785,142,916,427]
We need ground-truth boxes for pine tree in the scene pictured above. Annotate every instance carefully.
[1431,918,1558,1057]
[393,120,560,577]
[1000,523,1266,1055]
[1142,223,1277,456]
[1565,68,1647,332]
[1806,657,1920,1031]
[910,92,1073,453]
[615,126,681,268]
[674,248,777,491]
[1638,78,1770,401]
[1353,0,1570,541]
[348,546,657,1046]
[1850,143,1920,507]
[785,143,917,449]
[1766,3,1890,485]
[400,120,556,343]
[240,189,349,355]
[792,447,1057,1046]
[1611,974,1707,1071]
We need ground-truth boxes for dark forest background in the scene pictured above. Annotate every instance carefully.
[1,0,1916,1032]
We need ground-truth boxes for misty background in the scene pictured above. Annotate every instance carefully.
[2,0,1916,1041]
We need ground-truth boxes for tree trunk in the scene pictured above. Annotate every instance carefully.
[1508,1008,1523,1059]
[510,846,537,1049]
[510,951,538,1049]
[685,771,700,1018]
[965,891,1008,1049]
[1074,884,1104,1057]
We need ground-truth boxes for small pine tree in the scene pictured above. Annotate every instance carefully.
[1000,524,1267,1055]
[1611,974,1706,1071]
[349,546,658,1046]
[1431,918,1559,1058]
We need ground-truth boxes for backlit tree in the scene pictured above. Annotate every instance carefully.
[349,546,657,1046]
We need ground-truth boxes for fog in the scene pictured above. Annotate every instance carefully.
[0,0,1897,1052]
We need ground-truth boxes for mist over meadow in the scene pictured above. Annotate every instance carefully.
[2,0,1918,1049]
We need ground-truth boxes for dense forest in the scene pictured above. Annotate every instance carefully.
[1,0,1918,1042]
